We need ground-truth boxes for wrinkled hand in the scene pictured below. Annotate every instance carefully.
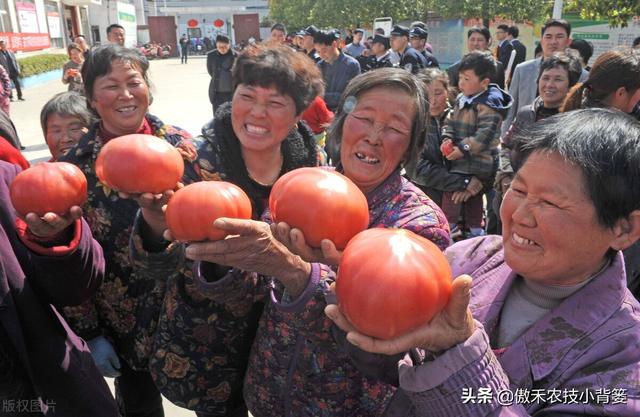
[325,275,475,355]
[270,222,342,267]
[466,176,484,196]
[87,336,121,378]
[185,218,312,297]
[23,205,83,238]
[451,190,472,205]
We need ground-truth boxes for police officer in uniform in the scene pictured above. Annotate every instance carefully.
[390,25,427,74]
[359,35,393,73]
[409,27,439,68]
[303,25,322,63]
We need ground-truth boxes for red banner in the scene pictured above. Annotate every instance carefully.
[0,32,51,52]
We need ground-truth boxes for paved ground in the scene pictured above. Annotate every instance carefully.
[14,55,218,416]
[16,55,213,164]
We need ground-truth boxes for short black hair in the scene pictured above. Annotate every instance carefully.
[538,52,583,88]
[233,45,323,114]
[467,26,491,42]
[107,24,124,34]
[271,23,286,33]
[570,38,594,65]
[75,34,86,39]
[508,26,519,38]
[82,44,150,104]
[497,24,509,32]
[512,109,640,228]
[458,50,496,81]
[541,19,571,37]
[632,36,640,48]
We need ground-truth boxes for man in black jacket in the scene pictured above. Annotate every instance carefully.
[206,34,236,117]
[390,25,427,74]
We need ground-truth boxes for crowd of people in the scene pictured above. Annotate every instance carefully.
[1,15,640,417]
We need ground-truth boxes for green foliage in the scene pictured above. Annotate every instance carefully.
[269,0,638,30]
[425,0,552,22]
[565,0,640,27]
[18,54,68,78]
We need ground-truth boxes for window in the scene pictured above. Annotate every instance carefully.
[45,0,63,48]
[0,0,13,32]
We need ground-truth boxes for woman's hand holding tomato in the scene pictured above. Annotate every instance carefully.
[325,274,475,356]
[185,218,312,298]
[271,221,343,267]
[118,185,182,242]
[23,206,84,239]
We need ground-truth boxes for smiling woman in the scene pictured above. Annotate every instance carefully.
[57,44,198,417]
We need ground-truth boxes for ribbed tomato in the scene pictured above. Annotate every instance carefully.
[10,162,87,217]
[336,228,452,340]
[269,167,369,249]
[165,181,252,241]
[95,134,184,193]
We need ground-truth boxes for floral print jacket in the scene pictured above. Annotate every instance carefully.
[191,171,451,417]
[129,107,320,415]
[59,114,197,370]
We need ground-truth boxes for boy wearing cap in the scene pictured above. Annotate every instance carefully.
[314,29,360,111]
[409,27,439,68]
[206,34,237,117]
[360,34,393,73]
[345,28,365,57]
[390,24,427,74]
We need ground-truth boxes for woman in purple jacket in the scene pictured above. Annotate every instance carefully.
[328,109,640,416]
[0,161,117,416]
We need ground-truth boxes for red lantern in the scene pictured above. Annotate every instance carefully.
[187,19,198,28]
[214,19,224,28]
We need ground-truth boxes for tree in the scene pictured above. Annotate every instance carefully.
[565,0,640,27]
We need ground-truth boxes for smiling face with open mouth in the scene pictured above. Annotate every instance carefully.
[340,87,415,194]
[90,59,150,137]
[231,84,299,154]
[501,151,618,286]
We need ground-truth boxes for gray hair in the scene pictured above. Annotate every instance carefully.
[40,91,94,135]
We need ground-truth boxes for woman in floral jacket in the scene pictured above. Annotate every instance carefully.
[154,69,450,416]
[128,45,323,416]
[59,44,197,417]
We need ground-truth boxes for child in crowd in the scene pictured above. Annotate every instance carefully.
[440,51,512,236]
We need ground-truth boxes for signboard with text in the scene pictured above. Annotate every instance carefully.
[15,2,40,34]
[117,2,137,47]
[0,32,50,51]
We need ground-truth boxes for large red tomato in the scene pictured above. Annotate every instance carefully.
[336,228,452,340]
[95,134,184,193]
[10,162,87,217]
[269,167,369,249]
[165,181,252,241]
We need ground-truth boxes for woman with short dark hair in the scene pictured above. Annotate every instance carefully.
[59,43,197,417]
[329,109,640,416]
[128,44,324,417]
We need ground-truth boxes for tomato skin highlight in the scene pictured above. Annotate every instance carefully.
[165,181,252,242]
[269,167,369,250]
[10,162,88,217]
[336,228,452,340]
[95,134,185,194]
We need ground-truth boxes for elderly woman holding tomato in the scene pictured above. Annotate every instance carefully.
[128,45,324,416]
[58,44,197,416]
[325,109,640,417]
[162,68,450,416]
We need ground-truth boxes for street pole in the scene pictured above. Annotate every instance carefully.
[553,0,564,19]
